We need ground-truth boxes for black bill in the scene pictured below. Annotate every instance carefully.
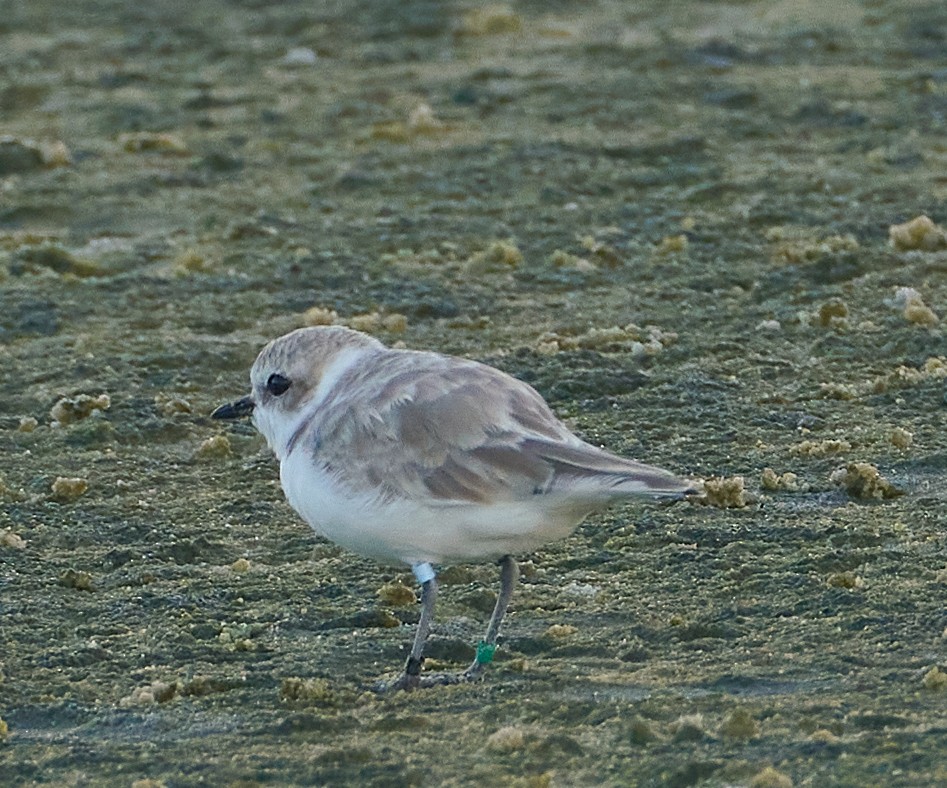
[211,396,254,420]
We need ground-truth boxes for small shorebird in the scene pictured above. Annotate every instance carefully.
[213,326,692,690]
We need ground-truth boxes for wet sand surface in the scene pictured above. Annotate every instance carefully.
[1,1,946,785]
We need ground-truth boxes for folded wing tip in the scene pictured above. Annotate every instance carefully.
[618,469,699,498]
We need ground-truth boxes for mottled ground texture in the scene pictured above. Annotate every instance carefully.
[2,1,946,786]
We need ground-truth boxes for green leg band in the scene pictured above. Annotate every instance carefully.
[476,641,496,665]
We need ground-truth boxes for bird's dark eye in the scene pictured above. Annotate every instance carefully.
[266,373,291,396]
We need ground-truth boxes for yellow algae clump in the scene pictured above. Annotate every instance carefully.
[789,439,851,457]
[12,243,104,278]
[377,582,416,607]
[719,708,759,740]
[768,229,859,265]
[572,258,598,274]
[628,717,658,745]
[323,310,408,334]
[346,312,380,332]
[230,558,250,573]
[173,247,212,274]
[535,337,561,355]
[872,356,947,393]
[279,677,336,706]
[922,666,947,691]
[302,306,339,326]
[40,140,72,168]
[486,725,529,753]
[50,393,111,425]
[827,571,862,589]
[889,215,947,251]
[218,623,256,651]
[549,249,594,272]
[0,476,27,502]
[370,121,411,143]
[750,766,793,788]
[830,463,902,500]
[0,716,8,739]
[575,326,636,349]
[195,434,232,460]
[120,681,178,707]
[407,103,446,135]
[817,298,849,328]
[535,323,675,357]
[470,239,523,270]
[904,299,939,327]
[543,624,577,640]
[1,530,26,550]
[761,468,801,492]
[580,236,623,267]
[889,286,940,327]
[371,101,450,143]
[459,6,522,36]
[51,477,88,501]
[670,714,706,742]
[17,416,39,432]
[0,136,71,171]
[701,476,748,508]
[890,427,913,450]
[59,568,95,591]
[118,132,189,155]
[488,240,524,265]
[819,382,857,400]
[154,394,192,417]
[653,234,688,257]
[380,313,408,333]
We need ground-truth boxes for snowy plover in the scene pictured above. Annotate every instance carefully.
[213,326,693,690]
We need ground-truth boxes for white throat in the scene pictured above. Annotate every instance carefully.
[253,345,369,461]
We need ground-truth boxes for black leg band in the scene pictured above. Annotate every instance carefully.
[405,656,424,676]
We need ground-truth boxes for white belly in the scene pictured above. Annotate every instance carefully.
[278,450,587,566]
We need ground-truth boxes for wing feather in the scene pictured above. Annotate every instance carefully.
[308,350,688,505]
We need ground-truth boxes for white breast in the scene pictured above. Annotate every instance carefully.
[278,449,590,566]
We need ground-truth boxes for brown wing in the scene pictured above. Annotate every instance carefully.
[310,351,688,505]
[519,438,693,498]
[310,354,562,503]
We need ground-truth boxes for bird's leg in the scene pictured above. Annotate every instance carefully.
[384,557,518,690]
[461,555,519,682]
[383,562,437,692]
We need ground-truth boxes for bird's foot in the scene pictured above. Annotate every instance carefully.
[375,644,497,692]
[374,672,421,693]
[373,656,425,693]
[375,665,489,692]
[417,658,493,686]
[417,670,472,688]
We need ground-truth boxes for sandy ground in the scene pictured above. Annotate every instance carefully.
[1,1,946,785]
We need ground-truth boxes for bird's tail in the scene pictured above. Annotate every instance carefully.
[527,439,696,499]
